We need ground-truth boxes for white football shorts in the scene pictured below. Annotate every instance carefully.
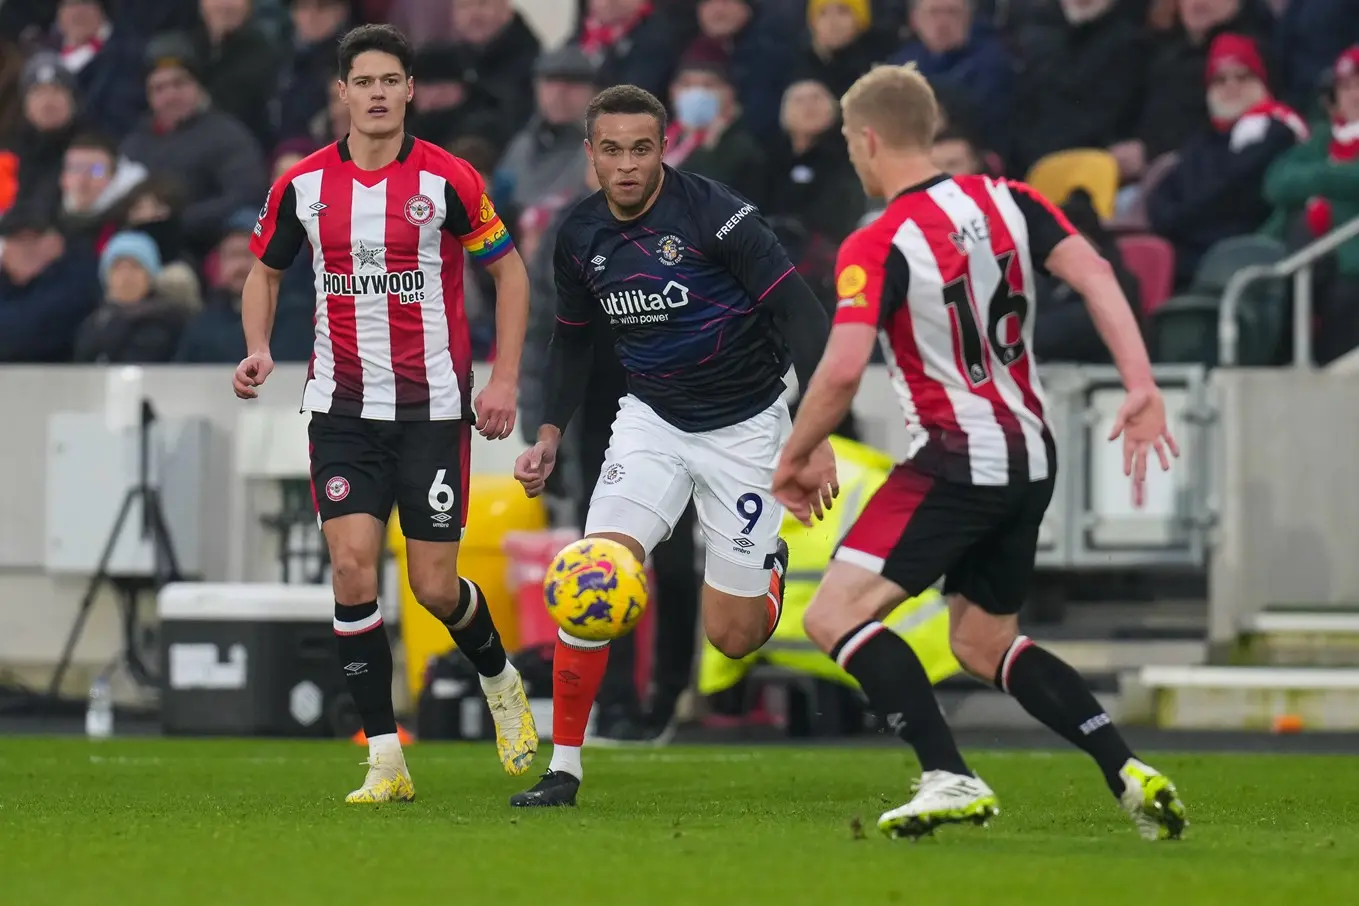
[584,394,790,598]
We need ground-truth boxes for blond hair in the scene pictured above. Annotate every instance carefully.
[840,64,939,152]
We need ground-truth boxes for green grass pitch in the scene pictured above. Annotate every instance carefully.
[2,737,1356,905]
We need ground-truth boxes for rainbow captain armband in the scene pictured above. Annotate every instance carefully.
[461,201,513,265]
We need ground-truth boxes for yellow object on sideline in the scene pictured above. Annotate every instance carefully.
[699,436,961,696]
[391,476,547,703]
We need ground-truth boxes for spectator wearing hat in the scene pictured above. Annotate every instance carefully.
[0,200,100,362]
[663,41,764,202]
[193,0,282,149]
[576,0,686,100]
[684,0,793,136]
[1263,45,1359,363]
[0,54,82,220]
[45,0,146,139]
[120,32,267,255]
[1149,33,1308,285]
[891,0,1014,154]
[497,45,597,262]
[795,0,898,101]
[176,208,313,363]
[59,132,149,253]
[1115,0,1271,186]
[274,0,352,142]
[72,229,193,363]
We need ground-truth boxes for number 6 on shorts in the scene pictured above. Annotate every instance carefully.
[736,492,763,535]
[428,468,456,513]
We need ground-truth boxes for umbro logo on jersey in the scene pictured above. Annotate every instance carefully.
[309,202,327,214]
[592,255,607,272]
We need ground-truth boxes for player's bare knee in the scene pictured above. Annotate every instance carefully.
[803,563,899,652]
[408,574,460,621]
[330,549,378,604]
[801,596,841,651]
[948,598,1014,679]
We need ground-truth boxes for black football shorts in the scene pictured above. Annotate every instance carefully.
[834,462,1055,616]
[308,413,470,542]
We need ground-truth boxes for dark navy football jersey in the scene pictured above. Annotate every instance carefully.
[553,166,798,432]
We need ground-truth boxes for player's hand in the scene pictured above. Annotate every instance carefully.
[773,443,839,528]
[233,352,274,400]
[474,377,517,440]
[806,440,840,522]
[513,440,557,498]
[1109,384,1180,508]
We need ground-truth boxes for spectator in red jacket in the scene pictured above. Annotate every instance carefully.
[1148,33,1308,283]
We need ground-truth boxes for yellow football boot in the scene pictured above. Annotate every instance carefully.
[485,671,538,776]
[344,750,415,804]
[878,771,1000,839]
[1119,759,1187,840]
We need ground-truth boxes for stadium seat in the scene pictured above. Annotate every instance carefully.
[1192,235,1288,294]
[1116,234,1176,316]
[1150,294,1221,365]
[1024,149,1120,220]
[1192,235,1289,365]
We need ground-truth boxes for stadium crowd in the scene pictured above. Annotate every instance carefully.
[0,0,1357,366]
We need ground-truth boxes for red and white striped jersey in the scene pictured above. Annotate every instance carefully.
[833,173,1077,485]
[250,134,513,421]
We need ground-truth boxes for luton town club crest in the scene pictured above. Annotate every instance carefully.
[656,234,684,266]
[404,194,435,226]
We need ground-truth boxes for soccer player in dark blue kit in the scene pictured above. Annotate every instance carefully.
[510,85,838,807]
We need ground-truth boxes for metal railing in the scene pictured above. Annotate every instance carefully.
[1219,214,1359,367]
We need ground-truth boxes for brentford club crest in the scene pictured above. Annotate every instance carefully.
[404,194,435,226]
[325,476,350,502]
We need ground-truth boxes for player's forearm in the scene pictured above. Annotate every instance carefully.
[784,365,858,462]
[767,272,830,394]
[488,251,530,384]
[241,263,280,355]
[1050,236,1155,391]
[1076,258,1156,391]
[539,325,593,441]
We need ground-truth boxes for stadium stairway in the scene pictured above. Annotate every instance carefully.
[1126,604,1359,731]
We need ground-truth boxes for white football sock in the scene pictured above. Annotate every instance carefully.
[367,732,402,761]
[549,744,583,780]
[479,660,520,695]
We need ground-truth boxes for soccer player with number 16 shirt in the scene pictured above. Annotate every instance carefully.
[775,65,1189,842]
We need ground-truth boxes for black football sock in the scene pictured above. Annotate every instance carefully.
[333,601,397,738]
[997,636,1135,795]
[442,577,509,678]
[831,621,972,776]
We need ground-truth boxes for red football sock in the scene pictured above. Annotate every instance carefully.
[552,634,610,747]
[763,565,784,643]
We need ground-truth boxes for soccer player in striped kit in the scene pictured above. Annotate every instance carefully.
[774,64,1189,841]
[234,24,537,802]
